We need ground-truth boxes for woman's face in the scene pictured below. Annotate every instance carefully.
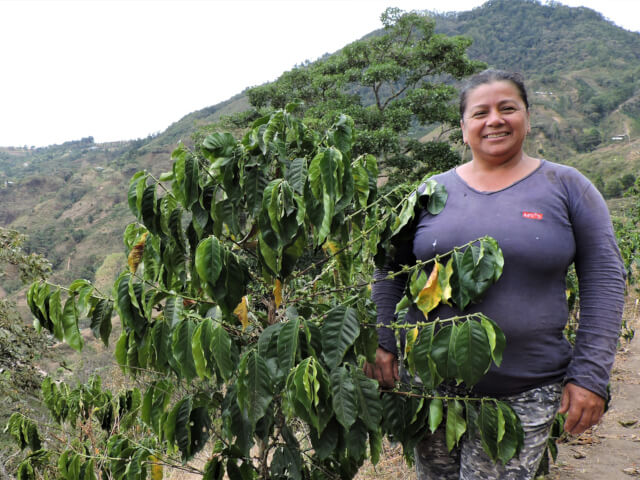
[460,80,530,165]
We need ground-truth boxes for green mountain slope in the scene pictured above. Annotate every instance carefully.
[432,0,640,184]
[434,0,640,73]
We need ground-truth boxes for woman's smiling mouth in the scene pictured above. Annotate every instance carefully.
[484,132,510,138]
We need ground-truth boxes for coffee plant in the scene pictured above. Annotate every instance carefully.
[10,107,518,479]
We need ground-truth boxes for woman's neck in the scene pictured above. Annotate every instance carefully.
[456,153,540,192]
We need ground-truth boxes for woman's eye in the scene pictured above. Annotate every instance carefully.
[472,111,487,118]
[501,106,517,112]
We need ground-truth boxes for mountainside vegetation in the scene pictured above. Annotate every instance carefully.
[0,228,52,471]
[432,0,640,186]
[245,8,485,189]
[1,0,638,294]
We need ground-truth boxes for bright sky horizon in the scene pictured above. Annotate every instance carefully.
[1,0,638,148]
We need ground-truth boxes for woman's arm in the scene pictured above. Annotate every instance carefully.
[563,173,626,432]
[365,232,415,387]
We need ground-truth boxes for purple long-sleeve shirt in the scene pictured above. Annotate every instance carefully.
[373,160,626,398]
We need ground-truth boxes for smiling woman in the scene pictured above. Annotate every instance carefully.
[457,71,536,191]
[367,69,627,479]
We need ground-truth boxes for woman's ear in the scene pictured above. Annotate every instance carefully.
[460,119,467,143]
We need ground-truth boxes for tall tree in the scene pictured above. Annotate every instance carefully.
[247,8,485,187]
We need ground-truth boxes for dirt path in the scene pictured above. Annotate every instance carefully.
[547,302,640,479]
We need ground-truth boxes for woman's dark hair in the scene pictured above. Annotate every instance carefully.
[459,69,529,118]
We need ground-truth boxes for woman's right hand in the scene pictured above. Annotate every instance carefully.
[363,347,399,388]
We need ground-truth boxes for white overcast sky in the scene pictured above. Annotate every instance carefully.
[1,0,638,148]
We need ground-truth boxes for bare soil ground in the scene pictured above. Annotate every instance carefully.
[546,305,640,479]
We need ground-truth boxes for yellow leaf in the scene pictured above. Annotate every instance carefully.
[274,279,283,309]
[323,240,340,255]
[149,455,163,480]
[404,326,419,359]
[233,296,249,331]
[416,263,443,316]
[127,232,148,274]
[439,259,453,305]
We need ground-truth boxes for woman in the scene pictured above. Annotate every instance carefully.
[364,69,626,479]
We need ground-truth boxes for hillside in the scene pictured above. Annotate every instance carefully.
[432,0,640,186]
[1,0,639,300]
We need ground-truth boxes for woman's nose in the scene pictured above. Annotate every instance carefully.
[486,109,505,125]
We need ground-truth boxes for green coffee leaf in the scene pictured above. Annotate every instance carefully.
[166,396,193,460]
[128,171,146,218]
[141,183,159,235]
[172,319,197,382]
[321,306,360,369]
[151,319,172,373]
[257,323,284,380]
[163,296,183,329]
[237,351,273,428]
[203,458,224,480]
[411,323,440,389]
[430,324,457,380]
[353,164,371,211]
[90,299,113,347]
[202,132,237,159]
[477,401,499,461]
[285,357,327,433]
[48,288,63,341]
[192,321,209,380]
[391,191,417,236]
[189,407,211,458]
[454,320,492,386]
[61,297,83,352]
[345,419,369,462]
[277,317,301,376]
[445,399,466,451]
[195,236,223,297]
[245,166,269,215]
[480,314,506,367]
[182,153,200,209]
[286,157,308,196]
[211,324,234,382]
[428,398,443,433]
[496,401,524,464]
[352,368,382,431]
[329,366,357,430]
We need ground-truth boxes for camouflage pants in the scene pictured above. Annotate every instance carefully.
[414,383,563,480]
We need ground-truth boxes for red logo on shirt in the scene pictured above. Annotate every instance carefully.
[522,211,543,220]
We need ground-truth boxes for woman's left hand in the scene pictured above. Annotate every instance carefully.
[558,382,605,435]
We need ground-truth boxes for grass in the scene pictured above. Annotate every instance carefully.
[355,441,416,479]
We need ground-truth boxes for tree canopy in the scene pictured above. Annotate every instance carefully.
[247,8,485,187]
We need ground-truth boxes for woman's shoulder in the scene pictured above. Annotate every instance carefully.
[416,168,457,193]
[538,159,595,193]
[539,159,587,179]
